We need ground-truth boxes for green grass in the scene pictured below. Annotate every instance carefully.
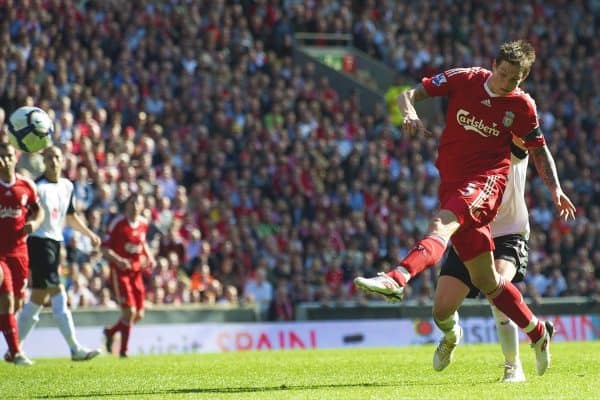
[1,341,599,399]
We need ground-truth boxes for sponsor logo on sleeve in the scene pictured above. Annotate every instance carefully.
[431,73,447,87]
[460,183,477,197]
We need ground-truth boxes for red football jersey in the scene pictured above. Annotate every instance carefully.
[422,67,545,183]
[103,215,149,272]
[0,174,39,256]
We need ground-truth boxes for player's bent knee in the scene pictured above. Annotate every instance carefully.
[470,274,499,295]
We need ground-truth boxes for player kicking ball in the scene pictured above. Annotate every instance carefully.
[354,40,576,376]
[432,138,553,382]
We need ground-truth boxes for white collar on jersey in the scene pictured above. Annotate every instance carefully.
[127,217,141,228]
[483,76,501,97]
[0,178,16,187]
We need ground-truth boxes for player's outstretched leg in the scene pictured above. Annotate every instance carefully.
[354,234,447,301]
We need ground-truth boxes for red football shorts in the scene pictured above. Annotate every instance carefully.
[439,174,507,261]
[110,268,145,311]
[0,254,29,299]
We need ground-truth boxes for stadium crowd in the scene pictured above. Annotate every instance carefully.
[0,0,598,320]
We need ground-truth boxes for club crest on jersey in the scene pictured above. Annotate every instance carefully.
[431,73,447,87]
[460,183,477,197]
[503,111,515,127]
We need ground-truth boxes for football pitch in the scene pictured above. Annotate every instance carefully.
[1,341,599,399]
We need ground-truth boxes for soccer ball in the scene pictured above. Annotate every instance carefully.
[7,106,54,153]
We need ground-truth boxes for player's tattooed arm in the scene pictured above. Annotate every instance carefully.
[530,145,577,220]
[530,145,560,191]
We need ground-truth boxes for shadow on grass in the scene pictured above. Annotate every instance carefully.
[29,380,469,399]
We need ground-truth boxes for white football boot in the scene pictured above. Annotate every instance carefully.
[532,320,555,376]
[433,326,463,371]
[71,347,101,361]
[353,272,405,301]
[502,361,526,383]
[13,352,34,366]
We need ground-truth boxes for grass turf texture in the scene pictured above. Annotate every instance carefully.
[1,341,598,399]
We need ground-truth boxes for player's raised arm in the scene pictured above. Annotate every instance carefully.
[528,144,576,220]
[397,84,430,136]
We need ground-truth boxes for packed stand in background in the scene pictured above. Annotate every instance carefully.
[0,1,598,319]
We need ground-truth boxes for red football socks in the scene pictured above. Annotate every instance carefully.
[489,278,544,343]
[106,319,126,337]
[120,322,132,356]
[0,313,20,356]
[387,269,408,287]
[389,234,447,285]
[106,319,132,355]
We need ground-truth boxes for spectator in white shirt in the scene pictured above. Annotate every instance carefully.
[243,267,274,315]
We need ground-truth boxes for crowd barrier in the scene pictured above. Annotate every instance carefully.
[4,298,598,358]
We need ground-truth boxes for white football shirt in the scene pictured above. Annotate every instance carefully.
[31,176,75,242]
[490,149,530,239]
